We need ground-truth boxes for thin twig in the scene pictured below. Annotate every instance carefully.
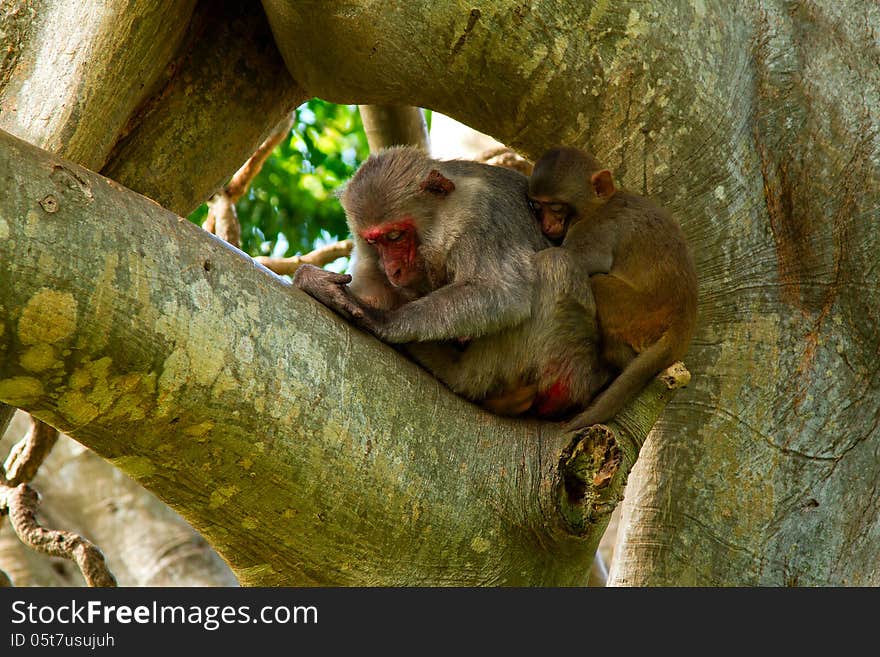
[204,113,296,248]
[226,113,296,202]
[256,239,354,276]
[4,417,59,485]
[3,484,117,587]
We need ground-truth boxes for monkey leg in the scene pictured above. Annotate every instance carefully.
[591,274,669,368]
[531,248,608,414]
[567,274,677,429]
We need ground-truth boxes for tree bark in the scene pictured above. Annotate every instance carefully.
[358,106,430,151]
[262,0,880,585]
[1,411,235,587]
[2,0,875,586]
[0,129,681,585]
[1,0,307,216]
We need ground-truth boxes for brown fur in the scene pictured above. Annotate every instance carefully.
[529,146,698,428]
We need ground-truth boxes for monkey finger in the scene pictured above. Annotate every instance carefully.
[324,272,353,285]
[291,264,321,287]
[293,265,351,290]
[482,383,538,416]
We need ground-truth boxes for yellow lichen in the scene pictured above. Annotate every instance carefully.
[236,564,276,581]
[625,9,649,40]
[24,209,40,237]
[57,390,100,425]
[184,420,214,438]
[18,289,77,345]
[587,0,610,27]
[209,485,240,509]
[470,535,490,554]
[19,343,58,372]
[0,376,43,405]
[111,455,156,479]
[77,254,120,353]
[157,348,190,415]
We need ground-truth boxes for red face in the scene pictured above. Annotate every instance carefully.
[528,196,570,242]
[360,218,423,288]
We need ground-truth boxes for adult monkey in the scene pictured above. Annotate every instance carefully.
[294,146,609,417]
[528,146,698,429]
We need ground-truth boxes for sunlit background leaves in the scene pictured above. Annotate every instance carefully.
[188,100,369,262]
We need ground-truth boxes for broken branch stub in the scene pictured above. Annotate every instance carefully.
[556,362,691,537]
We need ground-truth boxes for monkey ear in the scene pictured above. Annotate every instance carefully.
[590,169,615,199]
[419,169,456,197]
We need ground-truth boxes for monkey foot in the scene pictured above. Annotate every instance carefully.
[482,381,538,416]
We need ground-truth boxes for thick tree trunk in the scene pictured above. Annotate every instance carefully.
[0,0,306,587]
[262,0,880,585]
[1,0,306,215]
[0,129,681,585]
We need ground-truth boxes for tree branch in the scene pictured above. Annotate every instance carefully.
[358,106,429,151]
[0,405,15,437]
[0,128,683,585]
[226,113,296,202]
[204,113,296,248]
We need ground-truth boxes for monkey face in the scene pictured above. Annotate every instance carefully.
[360,218,425,289]
[528,196,571,242]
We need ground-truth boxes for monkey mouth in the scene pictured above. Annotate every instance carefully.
[389,272,418,288]
[542,224,566,242]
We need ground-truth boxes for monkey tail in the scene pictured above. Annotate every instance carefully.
[565,333,674,432]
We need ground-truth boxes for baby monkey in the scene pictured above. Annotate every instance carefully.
[528,146,698,429]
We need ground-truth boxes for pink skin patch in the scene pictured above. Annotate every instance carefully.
[360,217,417,242]
[534,376,573,416]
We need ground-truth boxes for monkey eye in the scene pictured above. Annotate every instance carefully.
[385,230,402,242]
[548,203,567,213]
[365,238,377,245]
[527,199,541,213]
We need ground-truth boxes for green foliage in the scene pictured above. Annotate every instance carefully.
[189,100,368,259]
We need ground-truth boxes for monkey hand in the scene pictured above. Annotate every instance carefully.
[293,264,368,323]
[481,381,538,416]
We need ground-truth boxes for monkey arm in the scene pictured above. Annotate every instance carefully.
[363,278,533,343]
[534,247,598,315]
[294,265,530,343]
[580,251,613,276]
[563,221,615,275]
